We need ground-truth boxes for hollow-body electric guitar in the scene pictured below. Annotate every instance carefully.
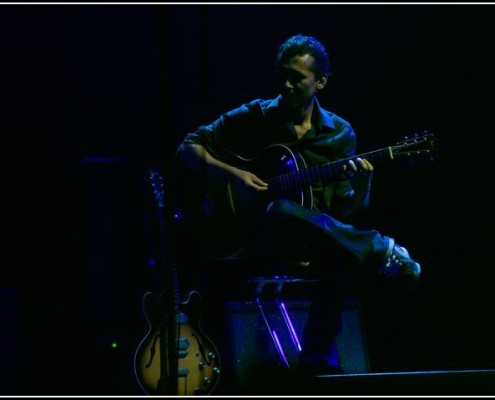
[133,169,221,395]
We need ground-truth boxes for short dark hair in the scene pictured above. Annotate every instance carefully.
[275,34,330,78]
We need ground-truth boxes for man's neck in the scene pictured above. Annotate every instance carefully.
[294,99,314,127]
[285,98,314,127]
[291,99,315,139]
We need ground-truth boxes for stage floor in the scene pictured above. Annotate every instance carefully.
[231,367,495,396]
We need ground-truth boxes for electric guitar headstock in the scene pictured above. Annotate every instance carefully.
[149,169,165,209]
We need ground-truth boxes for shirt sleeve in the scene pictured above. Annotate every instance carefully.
[179,101,263,159]
[321,123,358,215]
[331,123,356,197]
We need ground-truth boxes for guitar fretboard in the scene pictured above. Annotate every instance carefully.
[267,147,393,193]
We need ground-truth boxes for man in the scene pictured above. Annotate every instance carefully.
[175,34,421,375]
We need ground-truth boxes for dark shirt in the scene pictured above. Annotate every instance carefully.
[181,95,358,216]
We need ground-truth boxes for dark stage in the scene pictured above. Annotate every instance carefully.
[0,3,494,396]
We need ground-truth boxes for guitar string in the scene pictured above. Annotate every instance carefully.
[262,133,433,190]
[264,147,389,190]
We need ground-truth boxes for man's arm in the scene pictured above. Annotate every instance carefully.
[176,143,268,191]
[338,157,373,218]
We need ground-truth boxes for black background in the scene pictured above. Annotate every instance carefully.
[0,3,494,395]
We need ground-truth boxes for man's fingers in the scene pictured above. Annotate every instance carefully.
[252,175,268,187]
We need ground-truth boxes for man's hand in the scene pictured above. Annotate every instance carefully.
[229,167,269,192]
[344,157,373,195]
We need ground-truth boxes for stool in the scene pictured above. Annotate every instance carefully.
[223,275,370,392]
[246,275,318,368]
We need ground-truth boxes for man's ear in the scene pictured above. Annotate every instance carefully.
[316,75,328,90]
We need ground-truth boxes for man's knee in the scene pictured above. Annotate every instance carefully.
[266,198,301,217]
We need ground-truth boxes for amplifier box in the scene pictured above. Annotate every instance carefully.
[224,299,369,391]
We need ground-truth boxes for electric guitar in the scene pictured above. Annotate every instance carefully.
[133,169,221,395]
[178,131,438,260]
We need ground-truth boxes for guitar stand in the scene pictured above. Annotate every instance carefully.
[247,276,318,369]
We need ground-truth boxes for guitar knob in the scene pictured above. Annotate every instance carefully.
[198,361,205,371]
[207,352,216,360]
[203,377,211,385]
[213,367,220,375]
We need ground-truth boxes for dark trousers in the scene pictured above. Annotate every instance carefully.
[245,199,390,357]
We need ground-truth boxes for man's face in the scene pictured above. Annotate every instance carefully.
[278,53,323,109]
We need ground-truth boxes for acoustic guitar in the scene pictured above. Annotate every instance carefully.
[178,131,438,260]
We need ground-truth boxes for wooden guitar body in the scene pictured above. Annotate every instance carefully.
[134,290,221,395]
[178,144,312,260]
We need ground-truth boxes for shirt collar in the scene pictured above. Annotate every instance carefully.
[312,97,336,131]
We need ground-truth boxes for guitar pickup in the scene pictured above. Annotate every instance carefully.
[177,337,190,350]
[177,368,190,377]
[177,349,189,359]
[174,338,189,358]
[175,313,189,324]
